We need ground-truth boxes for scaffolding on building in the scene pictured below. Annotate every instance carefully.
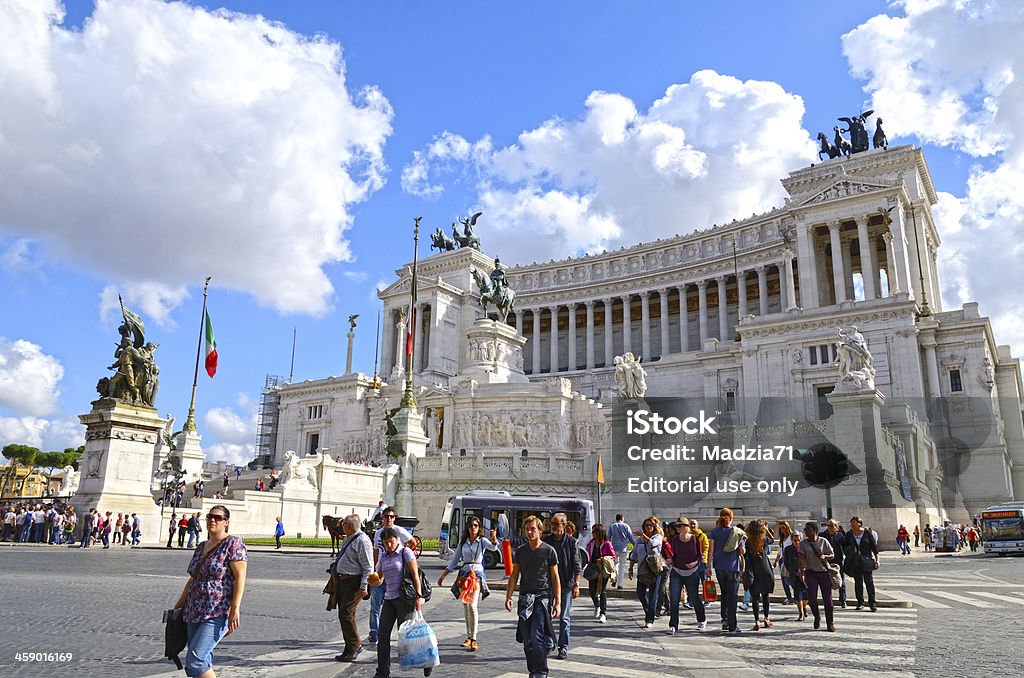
[254,374,285,468]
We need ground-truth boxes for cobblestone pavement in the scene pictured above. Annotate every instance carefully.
[0,544,1021,677]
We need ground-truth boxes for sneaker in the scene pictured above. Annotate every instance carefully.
[666,627,676,635]
[593,607,601,619]
[684,602,693,609]
[697,621,707,632]
[598,614,606,624]
[643,622,653,629]
[722,622,729,631]
[740,603,749,611]
[556,648,567,660]
[869,605,877,612]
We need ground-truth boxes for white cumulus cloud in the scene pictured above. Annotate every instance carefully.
[0,415,84,451]
[402,71,816,264]
[843,0,1024,357]
[0,337,64,416]
[203,402,258,466]
[0,0,393,317]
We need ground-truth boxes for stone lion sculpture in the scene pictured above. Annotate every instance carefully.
[278,450,319,491]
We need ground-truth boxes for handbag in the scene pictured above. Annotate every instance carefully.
[162,608,187,670]
[583,560,599,581]
[702,576,718,602]
[645,553,666,574]
[807,538,842,590]
[399,549,432,603]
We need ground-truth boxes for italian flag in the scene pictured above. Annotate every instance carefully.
[204,310,218,378]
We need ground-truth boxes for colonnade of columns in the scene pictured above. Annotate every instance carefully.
[517,260,793,375]
[814,215,909,307]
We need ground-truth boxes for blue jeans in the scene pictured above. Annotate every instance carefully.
[33,523,44,543]
[368,580,386,641]
[19,524,32,542]
[781,573,794,601]
[518,595,552,675]
[716,570,740,630]
[637,573,663,624]
[80,529,93,548]
[556,586,573,651]
[669,570,706,629]
[185,617,229,677]
[898,539,910,555]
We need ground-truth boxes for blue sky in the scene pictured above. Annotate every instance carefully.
[1,0,1021,464]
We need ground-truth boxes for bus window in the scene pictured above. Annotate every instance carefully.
[449,508,460,549]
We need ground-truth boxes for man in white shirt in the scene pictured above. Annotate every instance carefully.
[366,507,415,644]
[1,508,16,542]
[607,514,632,589]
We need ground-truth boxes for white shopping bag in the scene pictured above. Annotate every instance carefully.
[397,610,440,670]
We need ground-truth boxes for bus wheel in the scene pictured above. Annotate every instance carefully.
[484,550,501,569]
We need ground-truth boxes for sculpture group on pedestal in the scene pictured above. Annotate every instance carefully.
[278,450,319,490]
[471,258,516,321]
[95,299,161,407]
[834,325,876,390]
[817,109,887,161]
[613,352,648,399]
[429,211,483,253]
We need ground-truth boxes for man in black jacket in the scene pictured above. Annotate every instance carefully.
[541,513,581,660]
[842,516,879,611]
[822,519,847,607]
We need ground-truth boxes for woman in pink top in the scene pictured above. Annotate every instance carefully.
[587,524,616,623]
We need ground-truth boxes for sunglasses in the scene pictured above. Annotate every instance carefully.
[383,514,396,519]
[206,514,227,522]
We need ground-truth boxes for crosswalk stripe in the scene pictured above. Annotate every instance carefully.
[557,658,689,678]
[966,590,1024,606]
[762,666,916,678]
[748,648,914,666]
[936,590,997,608]
[581,646,678,668]
[876,589,950,608]
[725,638,917,653]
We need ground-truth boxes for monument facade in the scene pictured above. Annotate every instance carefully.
[261,144,1023,545]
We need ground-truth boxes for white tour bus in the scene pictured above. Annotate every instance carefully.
[980,501,1024,555]
[439,491,594,568]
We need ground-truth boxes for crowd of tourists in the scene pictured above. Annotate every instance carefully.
[1,500,142,547]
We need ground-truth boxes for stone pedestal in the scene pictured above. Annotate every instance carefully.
[457,318,529,385]
[826,387,916,547]
[171,429,207,485]
[74,400,165,544]
[392,405,429,517]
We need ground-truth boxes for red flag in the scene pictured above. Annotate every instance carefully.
[204,310,218,377]
[405,306,415,356]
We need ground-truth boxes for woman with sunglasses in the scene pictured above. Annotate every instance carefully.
[173,505,248,678]
[437,517,498,651]
[628,516,664,629]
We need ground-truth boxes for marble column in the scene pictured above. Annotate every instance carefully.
[412,302,424,372]
[737,273,747,318]
[882,232,898,296]
[678,285,690,352]
[841,235,855,301]
[697,280,709,344]
[856,216,878,300]
[393,314,406,374]
[828,220,847,304]
[531,308,541,375]
[783,253,798,311]
[622,295,632,355]
[549,305,559,373]
[796,224,820,309]
[585,301,595,369]
[640,291,651,360]
[515,310,524,337]
[756,266,768,316]
[567,302,577,371]
[923,340,941,399]
[658,289,670,359]
[603,298,614,366]
[716,276,728,340]
[889,208,913,298]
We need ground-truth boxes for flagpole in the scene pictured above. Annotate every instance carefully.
[400,218,422,410]
[183,277,212,432]
[372,310,381,389]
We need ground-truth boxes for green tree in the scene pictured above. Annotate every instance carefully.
[1,444,41,497]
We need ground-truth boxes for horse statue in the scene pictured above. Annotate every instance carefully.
[873,117,887,149]
[471,268,516,321]
[429,227,456,253]
[832,125,851,157]
[322,515,344,556]
[839,109,873,153]
[817,132,840,161]
[453,211,482,250]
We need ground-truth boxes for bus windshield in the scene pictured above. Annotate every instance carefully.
[981,515,1024,541]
